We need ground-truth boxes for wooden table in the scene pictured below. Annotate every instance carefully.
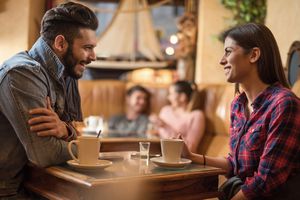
[24,138,225,200]
[100,137,161,154]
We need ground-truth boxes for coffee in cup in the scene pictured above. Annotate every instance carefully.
[68,136,100,165]
[160,139,183,163]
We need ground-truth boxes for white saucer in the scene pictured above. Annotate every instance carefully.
[99,151,137,160]
[67,159,112,172]
[150,157,192,169]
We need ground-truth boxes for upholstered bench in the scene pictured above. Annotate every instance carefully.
[78,79,235,157]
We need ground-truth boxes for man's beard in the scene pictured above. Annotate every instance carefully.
[63,47,85,79]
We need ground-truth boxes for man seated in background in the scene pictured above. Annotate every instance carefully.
[0,2,98,198]
[108,85,151,137]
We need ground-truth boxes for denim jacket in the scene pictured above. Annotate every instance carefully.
[0,37,78,196]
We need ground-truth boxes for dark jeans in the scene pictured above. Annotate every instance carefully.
[219,173,300,200]
[265,173,300,200]
[0,189,45,200]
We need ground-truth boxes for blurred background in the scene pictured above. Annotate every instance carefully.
[0,0,300,85]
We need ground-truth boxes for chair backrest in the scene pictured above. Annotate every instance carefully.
[286,41,300,86]
[197,83,235,156]
[292,79,300,98]
[79,80,170,120]
[126,82,170,115]
[78,80,126,120]
[78,79,235,156]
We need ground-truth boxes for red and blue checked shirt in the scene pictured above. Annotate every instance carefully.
[227,83,300,199]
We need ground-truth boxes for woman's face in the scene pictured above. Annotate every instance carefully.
[219,37,254,84]
[168,85,187,108]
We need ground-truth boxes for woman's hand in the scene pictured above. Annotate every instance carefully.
[178,135,193,159]
[149,114,165,127]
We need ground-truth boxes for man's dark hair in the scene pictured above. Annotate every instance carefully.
[41,2,98,45]
[127,85,151,98]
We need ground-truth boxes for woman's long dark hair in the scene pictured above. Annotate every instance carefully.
[173,81,203,111]
[173,81,196,102]
[222,23,289,89]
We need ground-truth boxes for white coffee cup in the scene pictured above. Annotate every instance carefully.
[68,136,100,165]
[84,116,103,131]
[160,139,183,163]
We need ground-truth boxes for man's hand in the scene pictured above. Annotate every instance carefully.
[28,97,68,138]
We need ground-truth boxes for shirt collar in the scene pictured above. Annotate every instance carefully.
[28,37,65,81]
[251,82,281,110]
[236,82,282,111]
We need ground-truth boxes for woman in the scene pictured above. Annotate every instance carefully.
[182,23,300,200]
[150,80,205,153]
[108,85,151,136]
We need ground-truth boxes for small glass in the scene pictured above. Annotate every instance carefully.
[139,158,149,174]
[139,142,150,160]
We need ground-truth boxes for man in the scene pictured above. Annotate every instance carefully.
[108,85,151,136]
[0,2,98,198]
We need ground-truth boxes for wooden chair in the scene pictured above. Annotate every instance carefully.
[292,79,300,97]
[286,41,300,86]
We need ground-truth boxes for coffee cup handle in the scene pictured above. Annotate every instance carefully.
[68,140,79,162]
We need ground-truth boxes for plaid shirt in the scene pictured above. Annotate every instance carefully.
[227,83,300,199]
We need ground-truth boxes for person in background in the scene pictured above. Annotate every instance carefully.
[149,80,205,153]
[108,85,151,136]
[0,2,98,198]
[182,23,300,200]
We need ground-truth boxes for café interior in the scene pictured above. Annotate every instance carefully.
[0,0,300,199]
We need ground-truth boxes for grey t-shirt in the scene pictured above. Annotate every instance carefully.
[108,114,149,136]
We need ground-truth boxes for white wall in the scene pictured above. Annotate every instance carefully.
[0,0,30,63]
[265,0,300,68]
[195,0,232,84]
[0,0,45,63]
[195,0,300,83]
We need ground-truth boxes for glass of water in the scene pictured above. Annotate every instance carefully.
[139,142,150,160]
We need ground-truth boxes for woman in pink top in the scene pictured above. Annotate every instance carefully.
[150,81,205,153]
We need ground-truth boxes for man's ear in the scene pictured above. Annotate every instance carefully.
[53,35,68,53]
[249,47,261,63]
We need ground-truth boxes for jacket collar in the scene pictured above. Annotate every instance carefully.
[28,37,65,81]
